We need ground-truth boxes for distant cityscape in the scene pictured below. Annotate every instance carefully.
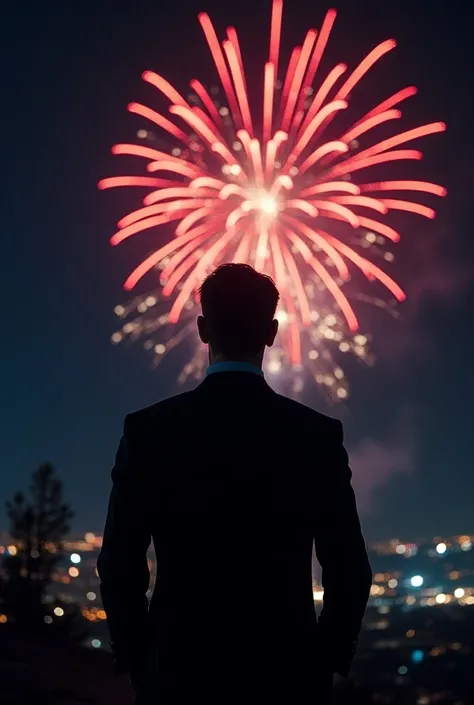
[1,532,473,703]
[1,532,473,636]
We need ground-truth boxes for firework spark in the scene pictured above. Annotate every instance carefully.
[99,0,446,400]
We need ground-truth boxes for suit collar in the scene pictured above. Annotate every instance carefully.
[206,361,264,377]
[197,369,271,392]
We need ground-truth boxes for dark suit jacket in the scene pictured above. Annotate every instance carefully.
[98,371,372,701]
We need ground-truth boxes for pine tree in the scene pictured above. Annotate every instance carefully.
[3,463,74,626]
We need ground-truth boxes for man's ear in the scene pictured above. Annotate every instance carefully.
[197,315,209,344]
[266,318,279,348]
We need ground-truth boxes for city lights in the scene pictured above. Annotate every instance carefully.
[411,650,424,663]
[3,527,472,662]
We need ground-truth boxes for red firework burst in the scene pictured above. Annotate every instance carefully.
[99,0,446,393]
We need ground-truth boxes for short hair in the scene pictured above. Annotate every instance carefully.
[199,263,279,357]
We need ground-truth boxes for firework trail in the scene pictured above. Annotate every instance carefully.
[99,0,446,400]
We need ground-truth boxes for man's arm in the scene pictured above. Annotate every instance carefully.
[314,420,372,677]
[97,414,151,676]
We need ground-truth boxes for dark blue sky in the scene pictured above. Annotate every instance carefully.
[2,0,473,539]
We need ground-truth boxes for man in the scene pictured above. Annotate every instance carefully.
[98,263,372,704]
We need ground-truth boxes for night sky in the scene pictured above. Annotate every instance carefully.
[2,0,473,540]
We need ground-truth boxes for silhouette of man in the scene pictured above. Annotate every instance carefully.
[98,263,372,704]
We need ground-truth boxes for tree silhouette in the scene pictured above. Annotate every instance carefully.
[2,463,74,627]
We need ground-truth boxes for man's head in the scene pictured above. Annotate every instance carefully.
[198,263,279,365]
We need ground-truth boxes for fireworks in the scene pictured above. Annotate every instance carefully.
[99,0,446,400]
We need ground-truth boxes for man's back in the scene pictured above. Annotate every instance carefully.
[98,371,372,702]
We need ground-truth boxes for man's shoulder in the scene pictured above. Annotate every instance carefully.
[272,391,341,431]
[123,384,342,434]
[125,389,197,427]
